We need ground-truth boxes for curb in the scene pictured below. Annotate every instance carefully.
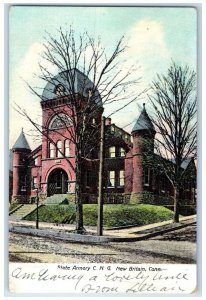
[9,220,195,243]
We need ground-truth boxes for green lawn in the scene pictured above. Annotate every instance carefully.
[23,204,174,227]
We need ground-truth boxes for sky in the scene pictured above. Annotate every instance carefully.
[9,5,197,149]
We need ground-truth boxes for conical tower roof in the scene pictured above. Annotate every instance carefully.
[132,103,155,134]
[12,128,31,151]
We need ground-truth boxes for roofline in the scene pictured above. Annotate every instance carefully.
[106,123,131,136]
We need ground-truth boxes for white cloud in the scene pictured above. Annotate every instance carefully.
[125,19,171,81]
[9,42,57,149]
[104,19,172,131]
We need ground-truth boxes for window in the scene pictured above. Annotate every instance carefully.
[32,176,37,189]
[92,118,96,125]
[108,171,115,187]
[57,140,63,157]
[144,168,150,186]
[54,84,66,96]
[49,142,55,158]
[119,147,125,157]
[34,157,38,166]
[20,174,27,191]
[49,113,71,130]
[65,139,70,157]
[109,146,116,158]
[160,177,166,193]
[118,170,124,187]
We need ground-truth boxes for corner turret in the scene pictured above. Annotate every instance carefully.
[12,129,31,202]
[130,104,156,203]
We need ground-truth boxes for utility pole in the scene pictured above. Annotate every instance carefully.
[36,185,39,229]
[97,116,105,236]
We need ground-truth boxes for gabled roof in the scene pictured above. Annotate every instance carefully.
[12,129,31,151]
[132,103,155,134]
[42,68,102,106]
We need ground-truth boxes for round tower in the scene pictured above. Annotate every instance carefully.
[130,104,156,203]
[12,128,31,203]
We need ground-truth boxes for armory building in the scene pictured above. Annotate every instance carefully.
[10,69,196,209]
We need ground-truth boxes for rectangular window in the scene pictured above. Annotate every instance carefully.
[49,142,55,158]
[160,177,166,192]
[108,171,115,187]
[65,139,70,157]
[20,175,27,191]
[109,146,116,158]
[144,168,150,186]
[32,176,37,189]
[118,170,124,187]
[92,118,96,125]
[119,147,125,157]
[57,140,63,157]
[34,157,38,165]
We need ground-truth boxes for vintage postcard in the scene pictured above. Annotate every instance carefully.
[8,4,198,296]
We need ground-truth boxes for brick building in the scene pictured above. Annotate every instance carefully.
[11,69,196,207]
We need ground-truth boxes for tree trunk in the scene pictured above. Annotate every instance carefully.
[97,116,105,236]
[173,185,180,223]
[75,153,84,233]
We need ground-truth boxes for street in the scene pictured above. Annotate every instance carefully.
[9,223,196,264]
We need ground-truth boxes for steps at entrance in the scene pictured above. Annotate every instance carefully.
[42,194,69,205]
[9,204,37,221]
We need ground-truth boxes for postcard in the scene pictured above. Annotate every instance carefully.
[8,4,198,296]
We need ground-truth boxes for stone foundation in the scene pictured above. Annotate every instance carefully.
[11,195,29,204]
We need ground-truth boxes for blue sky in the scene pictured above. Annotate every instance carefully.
[9,6,197,149]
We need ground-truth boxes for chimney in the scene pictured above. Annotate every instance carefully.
[105,118,111,125]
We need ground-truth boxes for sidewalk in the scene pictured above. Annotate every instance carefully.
[9,215,196,243]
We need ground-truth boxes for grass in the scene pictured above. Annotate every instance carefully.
[23,204,174,228]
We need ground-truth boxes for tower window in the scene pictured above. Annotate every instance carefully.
[54,84,66,96]
[109,146,116,158]
[57,140,63,157]
[144,168,150,186]
[49,113,72,130]
[20,174,27,191]
[49,142,55,158]
[65,139,70,157]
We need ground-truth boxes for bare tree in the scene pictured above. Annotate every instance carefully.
[14,26,146,232]
[145,63,197,222]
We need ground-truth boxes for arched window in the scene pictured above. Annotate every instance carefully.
[49,113,72,130]
[65,139,70,157]
[57,140,63,157]
[49,142,55,158]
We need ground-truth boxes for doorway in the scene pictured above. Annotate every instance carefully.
[47,168,68,196]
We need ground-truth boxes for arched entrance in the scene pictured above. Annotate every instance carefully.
[47,168,68,196]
